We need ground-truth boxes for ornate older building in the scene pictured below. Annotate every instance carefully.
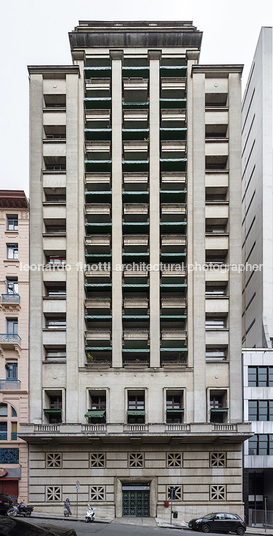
[21,21,251,520]
[0,190,29,502]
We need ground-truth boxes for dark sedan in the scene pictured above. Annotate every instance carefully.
[188,512,246,535]
[0,516,77,535]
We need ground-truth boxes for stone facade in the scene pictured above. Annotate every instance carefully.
[0,190,29,502]
[22,21,251,520]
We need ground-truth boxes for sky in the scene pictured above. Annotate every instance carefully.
[0,0,272,195]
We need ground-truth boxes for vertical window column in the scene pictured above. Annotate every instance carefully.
[110,50,123,367]
[149,50,161,368]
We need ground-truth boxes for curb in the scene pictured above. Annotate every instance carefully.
[30,514,112,524]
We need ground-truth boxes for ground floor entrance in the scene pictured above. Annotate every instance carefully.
[122,484,150,517]
[0,479,18,501]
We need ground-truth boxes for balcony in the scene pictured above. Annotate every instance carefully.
[161,140,186,158]
[85,110,111,128]
[123,203,148,222]
[0,334,21,345]
[123,78,148,102]
[85,298,111,313]
[161,110,186,128]
[85,329,111,342]
[123,110,148,129]
[19,422,252,443]
[85,203,111,223]
[85,173,111,191]
[0,379,21,390]
[1,294,20,311]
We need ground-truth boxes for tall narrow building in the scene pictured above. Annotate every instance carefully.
[21,21,251,519]
[0,190,29,502]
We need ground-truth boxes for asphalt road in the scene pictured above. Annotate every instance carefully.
[17,518,261,536]
[20,517,188,535]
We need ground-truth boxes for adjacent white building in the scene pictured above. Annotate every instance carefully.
[242,27,273,348]
[20,21,251,520]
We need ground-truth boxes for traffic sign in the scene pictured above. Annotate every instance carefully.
[76,480,80,489]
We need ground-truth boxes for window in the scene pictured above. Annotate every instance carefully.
[210,393,228,423]
[167,452,182,468]
[206,348,226,361]
[0,404,8,417]
[90,453,105,468]
[205,317,226,329]
[45,284,66,297]
[166,392,184,423]
[90,486,105,502]
[0,448,18,463]
[45,224,66,235]
[210,485,226,501]
[6,278,18,295]
[45,316,66,329]
[46,453,62,468]
[6,363,18,380]
[129,453,144,468]
[44,395,62,424]
[45,347,66,361]
[248,435,273,455]
[6,319,18,334]
[11,423,17,441]
[205,284,227,296]
[249,400,273,421]
[127,392,145,423]
[206,253,227,264]
[206,225,227,234]
[167,485,182,500]
[46,486,61,501]
[47,255,66,265]
[86,393,106,423]
[7,244,18,260]
[248,367,273,387]
[7,216,18,231]
[210,452,226,467]
[44,94,66,108]
[0,423,7,441]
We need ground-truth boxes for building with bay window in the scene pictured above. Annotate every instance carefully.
[0,190,29,501]
[20,21,251,520]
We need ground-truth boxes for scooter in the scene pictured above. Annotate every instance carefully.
[85,504,95,522]
[7,502,34,517]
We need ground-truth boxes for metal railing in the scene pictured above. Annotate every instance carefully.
[1,294,20,304]
[0,380,21,390]
[0,334,21,344]
[249,508,273,528]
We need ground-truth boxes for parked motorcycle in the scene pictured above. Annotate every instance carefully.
[85,504,95,522]
[7,502,34,517]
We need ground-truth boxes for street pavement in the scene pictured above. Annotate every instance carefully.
[26,511,273,535]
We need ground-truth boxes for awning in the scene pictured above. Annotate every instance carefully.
[85,410,106,418]
[127,411,145,416]
[166,409,184,413]
[210,408,228,413]
[43,409,62,414]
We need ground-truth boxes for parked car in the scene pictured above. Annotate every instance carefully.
[188,512,246,534]
[0,516,78,535]
[0,495,13,515]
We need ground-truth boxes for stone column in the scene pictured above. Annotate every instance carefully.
[149,50,161,368]
[228,71,243,422]
[29,72,44,423]
[191,71,206,422]
[66,71,80,422]
[110,50,123,368]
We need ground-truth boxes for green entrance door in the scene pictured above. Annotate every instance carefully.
[122,489,150,517]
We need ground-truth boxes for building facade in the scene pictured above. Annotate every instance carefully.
[21,21,251,519]
[242,27,273,348]
[0,190,29,502]
[243,349,273,522]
